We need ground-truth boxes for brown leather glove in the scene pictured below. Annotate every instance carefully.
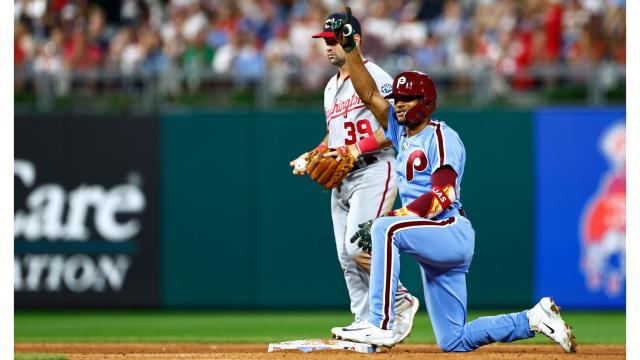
[306,146,356,190]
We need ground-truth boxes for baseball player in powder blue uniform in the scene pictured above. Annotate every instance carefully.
[329,8,577,353]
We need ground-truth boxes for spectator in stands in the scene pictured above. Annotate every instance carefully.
[263,24,296,94]
[182,28,214,71]
[232,30,265,86]
[392,2,428,53]
[33,29,63,75]
[139,29,168,73]
[413,33,446,69]
[62,23,103,70]
[14,20,35,70]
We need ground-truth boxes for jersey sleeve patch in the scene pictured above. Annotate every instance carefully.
[381,83,392,96]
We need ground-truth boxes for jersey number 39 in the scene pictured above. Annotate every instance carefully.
[344,119,374,145]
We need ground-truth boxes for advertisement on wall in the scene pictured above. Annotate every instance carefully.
[534,107,625,308]
[14,115,160,307]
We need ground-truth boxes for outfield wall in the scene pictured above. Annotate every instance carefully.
[14,108,625,309]
[14,115,161,307]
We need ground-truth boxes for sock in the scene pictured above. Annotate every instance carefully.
[527,307,540,331]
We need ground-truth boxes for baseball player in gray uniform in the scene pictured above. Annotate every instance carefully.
[289,12,419,343]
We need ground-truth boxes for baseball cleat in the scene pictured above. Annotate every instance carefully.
[333,320,395,347]
[528,297,577,353]
[331,320,366,339]
[393,293,420,343]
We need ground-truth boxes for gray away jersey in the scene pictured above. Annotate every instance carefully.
[324,61,394,158]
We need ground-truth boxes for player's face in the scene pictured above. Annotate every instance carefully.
[323,37,346,66]
[394,98,421,124]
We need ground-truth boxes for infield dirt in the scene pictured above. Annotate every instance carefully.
[16,343,625,359]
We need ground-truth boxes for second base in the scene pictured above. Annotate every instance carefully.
[267,339,382,353]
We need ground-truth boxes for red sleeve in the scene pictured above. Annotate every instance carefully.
[406,166,457,217]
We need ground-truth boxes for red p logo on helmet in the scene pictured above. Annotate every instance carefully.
[386,71,437,124]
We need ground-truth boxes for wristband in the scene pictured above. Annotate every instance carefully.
[431,185,452,209]
[355,136,380,154]
[387,207,420,217]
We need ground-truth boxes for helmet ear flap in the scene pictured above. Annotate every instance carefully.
[404,99,434,124]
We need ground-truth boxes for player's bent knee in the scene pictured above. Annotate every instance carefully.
[439,342,456,353]
[436,334,468,353]
[439,342,465,353]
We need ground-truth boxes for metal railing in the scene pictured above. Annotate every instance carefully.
[14,63,625,114]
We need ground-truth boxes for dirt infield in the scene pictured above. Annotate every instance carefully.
[16,343,625,359]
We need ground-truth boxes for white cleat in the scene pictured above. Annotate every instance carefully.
[528,297,577,353]
[333,320,396,347]
[393,294,420,344]
[331,320,366,339]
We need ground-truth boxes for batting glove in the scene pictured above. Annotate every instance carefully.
[350,219,374,253]
[331,7,357,53]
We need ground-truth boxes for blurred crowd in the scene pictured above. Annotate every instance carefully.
[14,0,626,93]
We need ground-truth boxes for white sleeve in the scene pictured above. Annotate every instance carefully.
[367,63,394,98]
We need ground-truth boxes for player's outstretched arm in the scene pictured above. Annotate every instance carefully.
[344,47,389,130]
[332,8,390,130]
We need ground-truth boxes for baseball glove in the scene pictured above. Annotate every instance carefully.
[306,146,356,190]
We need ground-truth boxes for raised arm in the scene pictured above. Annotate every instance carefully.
[333,8,390,130]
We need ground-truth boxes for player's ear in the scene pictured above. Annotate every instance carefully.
[354,34,361,48]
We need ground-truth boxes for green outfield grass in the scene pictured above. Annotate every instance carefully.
[14,310,625,344]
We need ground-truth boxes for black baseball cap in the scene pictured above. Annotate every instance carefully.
[312,12,362,39]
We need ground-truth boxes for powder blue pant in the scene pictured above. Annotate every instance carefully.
[368,214,534,352]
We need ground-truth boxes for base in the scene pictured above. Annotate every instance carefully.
[267,339,382,353]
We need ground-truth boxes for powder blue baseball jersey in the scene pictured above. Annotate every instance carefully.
[383,104,465,218]
[366,103,535,351]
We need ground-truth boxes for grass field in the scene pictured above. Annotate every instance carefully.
[14,310,625,344]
